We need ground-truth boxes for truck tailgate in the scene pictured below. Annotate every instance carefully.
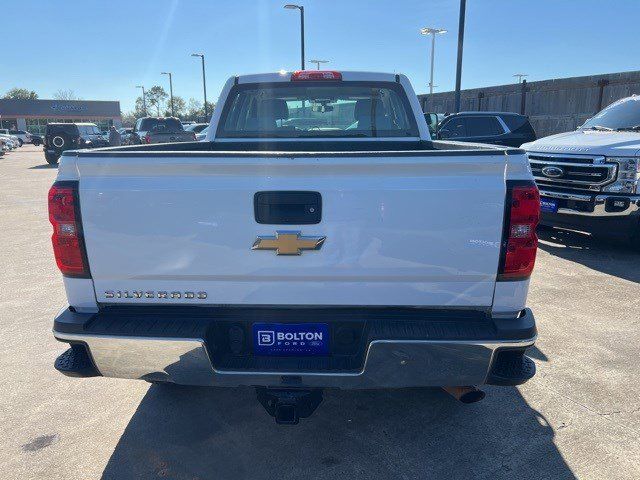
[77,153,507,307]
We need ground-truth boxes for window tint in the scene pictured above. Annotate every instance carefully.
[46,124,79,135]
[464,116,504,136]
[218,81,419,138]
[140,118,184,132]
[438,117,467,138]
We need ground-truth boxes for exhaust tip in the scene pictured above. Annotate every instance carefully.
[443,386,485,404]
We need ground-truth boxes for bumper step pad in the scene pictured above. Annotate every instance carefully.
[487,350,536,386]
[54,344,100,378]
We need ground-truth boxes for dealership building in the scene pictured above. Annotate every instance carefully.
[0,99,121,136]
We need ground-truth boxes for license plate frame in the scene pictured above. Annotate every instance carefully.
[253,323,330,356]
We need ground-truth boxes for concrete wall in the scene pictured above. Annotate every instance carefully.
[418,70,640,138]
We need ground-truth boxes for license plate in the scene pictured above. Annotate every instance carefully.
[540,197,558,213]
[253,323,329,356]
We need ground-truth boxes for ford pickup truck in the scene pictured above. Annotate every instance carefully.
[523,95,640,247]
[50,71,539,424]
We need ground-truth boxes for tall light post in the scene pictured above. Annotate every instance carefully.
[513,73,528,83]
[420,27,447,97]
[309,59,329,70]
[135,85,147,116]
[284,4,305,69]
[453,0,467,113]
[161,71,174,117]
[191,53,209,121]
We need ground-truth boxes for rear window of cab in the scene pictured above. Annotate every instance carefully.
[217,81,420,139]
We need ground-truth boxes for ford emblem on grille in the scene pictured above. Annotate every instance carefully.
[541,166,565,178]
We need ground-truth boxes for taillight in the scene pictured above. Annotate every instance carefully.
[291,70,342,81]
[48,181,90,278]
[144,134,151,144]
[498,181,540,281]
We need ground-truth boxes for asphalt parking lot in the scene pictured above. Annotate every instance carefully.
[1,145,638,479]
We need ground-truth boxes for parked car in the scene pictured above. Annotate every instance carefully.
[184,123,209,134]
[522,95,640,246]
[0,130,22,147]
[43,122,108,165]
[118,127,134,145]
[130,117,196,144]
[31,134,43,146]
[424,112,446,136]
[0,138,7,155]
[0,128,32,146]
[195,126,208,141]
[50,70,539,424]
[435,112,537,147]
[0,134,18,150]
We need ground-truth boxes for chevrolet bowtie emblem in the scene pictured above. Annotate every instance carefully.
[252,231,326,255]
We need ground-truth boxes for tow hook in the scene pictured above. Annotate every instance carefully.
[256,388,323,425]
[443,386,486,404]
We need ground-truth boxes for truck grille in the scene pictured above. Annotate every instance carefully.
[527,153,616,191]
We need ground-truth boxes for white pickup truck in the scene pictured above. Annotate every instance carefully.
[523,95,640,247]
[50,71,539,424]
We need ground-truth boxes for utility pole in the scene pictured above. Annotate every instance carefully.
[420,27,447,97]
[453,0,466,113]
[309,59,329,70]
[135,85,147,116]
[284,4,305,69]
[191,53,209,120]
[513,73,528,83]
[161,72,174,116]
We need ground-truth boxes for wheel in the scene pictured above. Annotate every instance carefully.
[45,152,59,166]
[18,139,23,147]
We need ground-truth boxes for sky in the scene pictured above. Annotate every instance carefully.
[2,0,639,113]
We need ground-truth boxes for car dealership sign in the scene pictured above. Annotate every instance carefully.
[51,103,87,112]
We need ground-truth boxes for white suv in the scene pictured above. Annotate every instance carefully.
[0,129,27,146]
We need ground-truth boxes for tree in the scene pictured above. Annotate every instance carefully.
[185,97,215,122]
[133,96,148,118]
[162,95,186,117]
[186,98,203,120]
[3,88,38,100]
[145,85,168,116]
[121,111,137,127]
[54,89,81,100]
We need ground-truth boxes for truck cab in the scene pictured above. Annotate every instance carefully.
[522,95,640,246]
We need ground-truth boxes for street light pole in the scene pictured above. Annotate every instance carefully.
[513,73,528,83]
[191,53,209,120]
[161,72,174,117]
[135,85,147,116]
[284,4,305,69]
[453,0,467,113]
[420,27,447,97]
[309,59,329,70]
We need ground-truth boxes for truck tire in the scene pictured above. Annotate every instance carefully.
[45,152,59,166]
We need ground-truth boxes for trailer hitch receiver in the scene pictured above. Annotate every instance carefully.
[256,388,323,425]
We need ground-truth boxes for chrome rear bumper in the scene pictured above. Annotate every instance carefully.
[53,330,535,388]
[53,306,536,389]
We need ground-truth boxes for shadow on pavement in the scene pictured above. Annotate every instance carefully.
[29,163,58,169]
[537,227,639,283]
[101,382,576,480]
